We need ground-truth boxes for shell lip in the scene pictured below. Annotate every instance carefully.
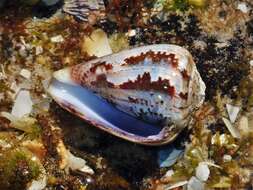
[48,79,180,146]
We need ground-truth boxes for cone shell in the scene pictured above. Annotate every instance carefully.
[49,44,206,145]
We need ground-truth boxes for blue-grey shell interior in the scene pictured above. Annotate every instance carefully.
[50,80,165,139]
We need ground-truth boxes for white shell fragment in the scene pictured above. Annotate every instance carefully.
[187,176,204,190]
[27,174,47,190]
[50,35,64,43]
[222,117,241,139]
[20,69,31,79]
[195,162,210,181]
[56,140,94,174]
[226,104,240,123]
[165,180,188,190]
[67,150,94,174]
[237,2,249,13]
[164,169,174,177]
[223,154,232,162]
[48,44,206,145]
[11,90,33,118]
[158,145,184,167]
[82,29,112,57]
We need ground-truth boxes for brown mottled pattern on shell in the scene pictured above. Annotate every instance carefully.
[91,74,115,88]
[123,51,179,67]
[71,64,84,84]
[118,72,176,97]
[181,69,190,80]
[71,57,189,100]
[179,92,188,100]
[89,62,113,73]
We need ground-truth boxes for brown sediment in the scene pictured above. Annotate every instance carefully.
[124,51,178,67]
[70,64,85,84]
[37,115,61,159]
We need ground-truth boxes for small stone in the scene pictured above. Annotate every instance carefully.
[67,150,94,174]
[50,35,64,43]
[187,176,204,190]
[195,162,210,181]
[20,69,31,79]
